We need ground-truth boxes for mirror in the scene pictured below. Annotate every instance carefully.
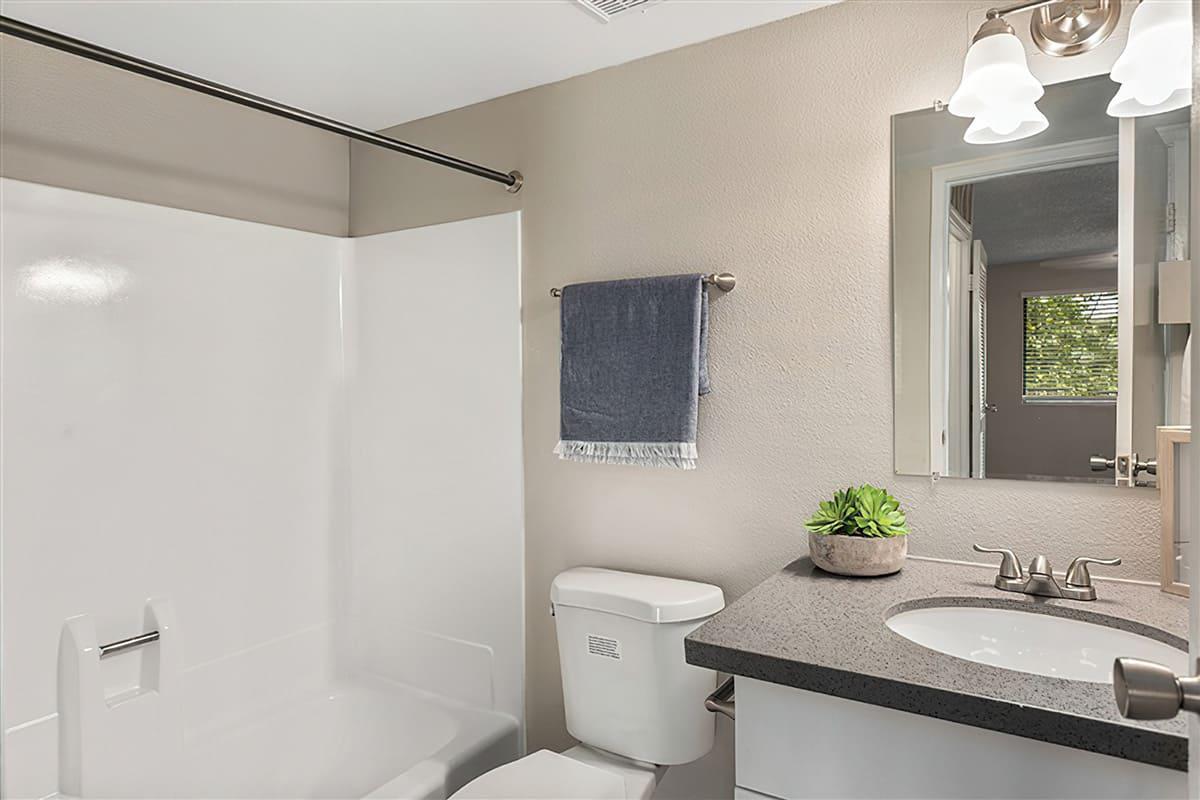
[1130,105,1191,484]
[893,74,1190,487]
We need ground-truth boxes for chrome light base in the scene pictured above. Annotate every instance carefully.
[1030,0,1121,57]
[973,14,1017,43]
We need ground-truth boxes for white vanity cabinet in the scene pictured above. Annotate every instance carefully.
[732,677,1186,800]
[685,560,1193,800]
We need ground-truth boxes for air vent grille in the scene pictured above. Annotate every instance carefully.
[575,0,661,22]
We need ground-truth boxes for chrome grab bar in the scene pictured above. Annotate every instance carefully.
[98,630,159,660]
[705,677,736,720]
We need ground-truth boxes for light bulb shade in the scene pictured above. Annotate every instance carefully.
[964,104,1050,144]
[949,31,1045,117]
[949,29,1047,144]
[1107,0,1192,117]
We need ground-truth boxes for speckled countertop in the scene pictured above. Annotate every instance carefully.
[685,556,1189,771]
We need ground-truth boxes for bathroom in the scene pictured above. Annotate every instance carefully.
[0,0,1196,798]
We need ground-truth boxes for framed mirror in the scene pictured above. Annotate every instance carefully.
[892,74,1191,488]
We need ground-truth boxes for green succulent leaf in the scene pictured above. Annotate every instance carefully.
[806,483,909,538]
[803,486,859,536]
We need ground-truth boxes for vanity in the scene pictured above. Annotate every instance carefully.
[684,557,1189,800]
[710,32,1200,800]
[695,12,1199,798]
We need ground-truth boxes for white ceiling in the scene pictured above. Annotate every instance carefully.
[2,0,837,131]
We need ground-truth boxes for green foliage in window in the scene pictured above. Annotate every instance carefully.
[1023,291,1117,400]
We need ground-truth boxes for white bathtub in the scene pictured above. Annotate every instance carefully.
[183,679,519,800]
[16,618,518,800]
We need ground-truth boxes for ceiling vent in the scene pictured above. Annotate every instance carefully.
[574,0,661,23]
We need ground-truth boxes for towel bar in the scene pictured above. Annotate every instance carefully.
[705,676,736,720]
[550,272,735,298]
[98,630,159,659]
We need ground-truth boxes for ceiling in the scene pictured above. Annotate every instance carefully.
[2,0,836,131]
[971,161,1119,267]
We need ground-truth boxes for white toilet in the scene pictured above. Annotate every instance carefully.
[452,567,726,800]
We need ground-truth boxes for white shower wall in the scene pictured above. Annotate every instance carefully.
[0,181,524,797]
[343,214,525,732]
[0,179,343,797]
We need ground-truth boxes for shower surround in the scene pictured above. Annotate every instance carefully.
[0,179,525,799]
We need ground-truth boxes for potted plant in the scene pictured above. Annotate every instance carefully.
[804,484,910,576]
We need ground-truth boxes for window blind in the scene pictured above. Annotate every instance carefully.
[1022,290,1118,401]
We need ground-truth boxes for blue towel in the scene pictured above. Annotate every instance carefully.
[554,274,710,470]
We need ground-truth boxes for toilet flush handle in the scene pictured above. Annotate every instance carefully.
[705,677,736,720]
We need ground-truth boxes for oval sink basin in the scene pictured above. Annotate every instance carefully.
[886,606,1186,683]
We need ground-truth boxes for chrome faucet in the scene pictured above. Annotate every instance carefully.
[973,545,1121,602]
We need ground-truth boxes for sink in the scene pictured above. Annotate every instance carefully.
[885,605,1187,683]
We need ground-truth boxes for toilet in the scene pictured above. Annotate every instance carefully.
[452,567,726,799]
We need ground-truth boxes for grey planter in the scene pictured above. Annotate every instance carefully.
[808,532,908,577]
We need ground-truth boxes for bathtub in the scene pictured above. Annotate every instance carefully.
[182,678,519,800]
[19,615,518,799]
[13,667,517,800]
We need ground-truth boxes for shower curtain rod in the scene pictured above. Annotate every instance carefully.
[0,15,524,193]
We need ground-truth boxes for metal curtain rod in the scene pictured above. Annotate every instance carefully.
[550,272,736,298]
[0,15,523,193]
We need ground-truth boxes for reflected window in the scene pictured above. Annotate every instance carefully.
[1022,290,1118,402]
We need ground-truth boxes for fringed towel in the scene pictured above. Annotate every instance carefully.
[554,273,710,470]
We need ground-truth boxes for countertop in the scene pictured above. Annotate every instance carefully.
[684,556,1189,770]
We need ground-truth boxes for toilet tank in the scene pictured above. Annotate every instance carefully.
[551,567,725,766]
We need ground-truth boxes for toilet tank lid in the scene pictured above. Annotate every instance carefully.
[551,567,725,623]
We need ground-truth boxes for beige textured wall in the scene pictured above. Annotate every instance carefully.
[350,1,1163,769]
[1,37,349,235]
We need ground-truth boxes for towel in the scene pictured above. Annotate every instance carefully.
[554,273,710,470]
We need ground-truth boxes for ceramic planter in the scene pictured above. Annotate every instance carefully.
[808,531,907,577]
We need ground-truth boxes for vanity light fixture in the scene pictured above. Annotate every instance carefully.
[948,14,1049,144]
[950,0,1133,143]
[1106,0,1193,118]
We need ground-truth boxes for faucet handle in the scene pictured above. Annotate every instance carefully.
[973,545,1023,579]
[1065,556,1121,587]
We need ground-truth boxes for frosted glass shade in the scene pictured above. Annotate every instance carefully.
[1107,0,1192,117]
[964,104,1049,144]
[949,30,1047,144]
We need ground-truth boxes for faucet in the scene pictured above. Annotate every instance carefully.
[973,545,1121,602]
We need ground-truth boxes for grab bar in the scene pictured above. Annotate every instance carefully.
[98,630,159,660]
[705,677,736,720]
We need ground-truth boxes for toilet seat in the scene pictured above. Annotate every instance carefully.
[451,747,661,800]
[451,750,624,799]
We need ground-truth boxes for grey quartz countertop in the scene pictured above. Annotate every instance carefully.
[685,556,1189,770]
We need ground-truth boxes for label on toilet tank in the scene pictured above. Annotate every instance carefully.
[586,634,621,660]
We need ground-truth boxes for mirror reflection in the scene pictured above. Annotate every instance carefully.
[893,74,1190,487]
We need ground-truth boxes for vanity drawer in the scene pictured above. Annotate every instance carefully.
[733,676,1185,800]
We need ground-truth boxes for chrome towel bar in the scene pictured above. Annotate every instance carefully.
[550,272,736,298]
[705,676,736,720]
[98,630,159,660]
